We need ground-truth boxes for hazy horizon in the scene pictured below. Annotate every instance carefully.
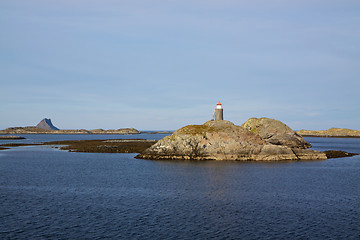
[1,117,358,132]
[1,0,359,130]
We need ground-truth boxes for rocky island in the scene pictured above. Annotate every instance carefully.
[0,118,140,135]
[1,117,356,159]
[36,118,59,130]
[136,118,327,161]
[297,128,360,138]
[1,112,357,160]
[0,127,141,135]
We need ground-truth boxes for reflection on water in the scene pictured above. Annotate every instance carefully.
[0,136,360,239]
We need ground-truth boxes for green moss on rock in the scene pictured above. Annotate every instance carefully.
[177,124,216,135]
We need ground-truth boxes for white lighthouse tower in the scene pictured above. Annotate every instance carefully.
[214,101,224,120]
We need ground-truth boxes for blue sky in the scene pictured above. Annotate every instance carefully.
[1,0,359,130]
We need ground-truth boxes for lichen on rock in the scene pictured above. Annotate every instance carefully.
[241,117,311,149]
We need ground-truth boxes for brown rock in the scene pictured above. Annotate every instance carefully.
[137,120,326,161]
[323,150,358,158]
[241,117,311,149]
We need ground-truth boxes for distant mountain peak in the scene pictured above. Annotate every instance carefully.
[36,118,59,130]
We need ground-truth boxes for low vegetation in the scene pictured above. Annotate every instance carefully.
[0,139,157,153]
[44,139,157,153]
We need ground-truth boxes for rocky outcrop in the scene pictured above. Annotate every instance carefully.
[297,128,360,138]
[87,128,140,134]
[137,120,326,161]
[323,150,358,159]
[36,118,59,130]
[241,117,311,148]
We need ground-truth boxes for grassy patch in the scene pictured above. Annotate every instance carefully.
[179,125,216,135]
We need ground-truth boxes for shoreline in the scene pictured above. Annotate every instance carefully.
[0,136,26,140]
[1,139,357,159]
[297,128,360,138]
[301,135,360,138]
[0,131,172,135]
[0,127,141,135]
[0,139,157,153]
[0,132,141,135]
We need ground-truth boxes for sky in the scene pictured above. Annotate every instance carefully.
[1,0,359,131]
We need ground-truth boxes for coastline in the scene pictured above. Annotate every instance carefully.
[0,128,141,135]
[0,132,140,135]
[301,135,360,138]
[297,128,360,138]
[0,139,157,153]
[0,138,357,159]
[0,136,26,140]
[0,129,173,135]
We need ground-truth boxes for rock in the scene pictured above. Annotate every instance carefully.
[241,117,311,149]
[136,120,326,161]
[0,135,26,140]
[323,150,358,158]
[297,128,360,138]
[36,118,59,130]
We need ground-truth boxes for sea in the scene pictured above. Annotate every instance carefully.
[0,134,359,240]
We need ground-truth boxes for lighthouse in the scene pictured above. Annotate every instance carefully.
[214,101,224,120]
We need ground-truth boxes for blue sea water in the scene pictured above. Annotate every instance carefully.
[0,135,359,239]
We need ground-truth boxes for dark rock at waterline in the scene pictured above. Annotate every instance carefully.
[324,150,358,159]
[0,135,26,140]
[0,139,157,153]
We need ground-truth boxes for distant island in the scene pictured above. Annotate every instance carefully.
[0,127,141,135]
[0,118,140,135]
[297,128,360,138]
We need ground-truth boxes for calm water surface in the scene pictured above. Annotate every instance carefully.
[1,135,359,239]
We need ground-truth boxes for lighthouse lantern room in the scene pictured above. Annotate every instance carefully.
[214,101,224,120]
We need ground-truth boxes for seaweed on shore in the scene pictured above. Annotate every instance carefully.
[0,139,157,153]
[1,139,357,160]
[43,139,157,153]
[0,143,42,147]
[0,136,26,140]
